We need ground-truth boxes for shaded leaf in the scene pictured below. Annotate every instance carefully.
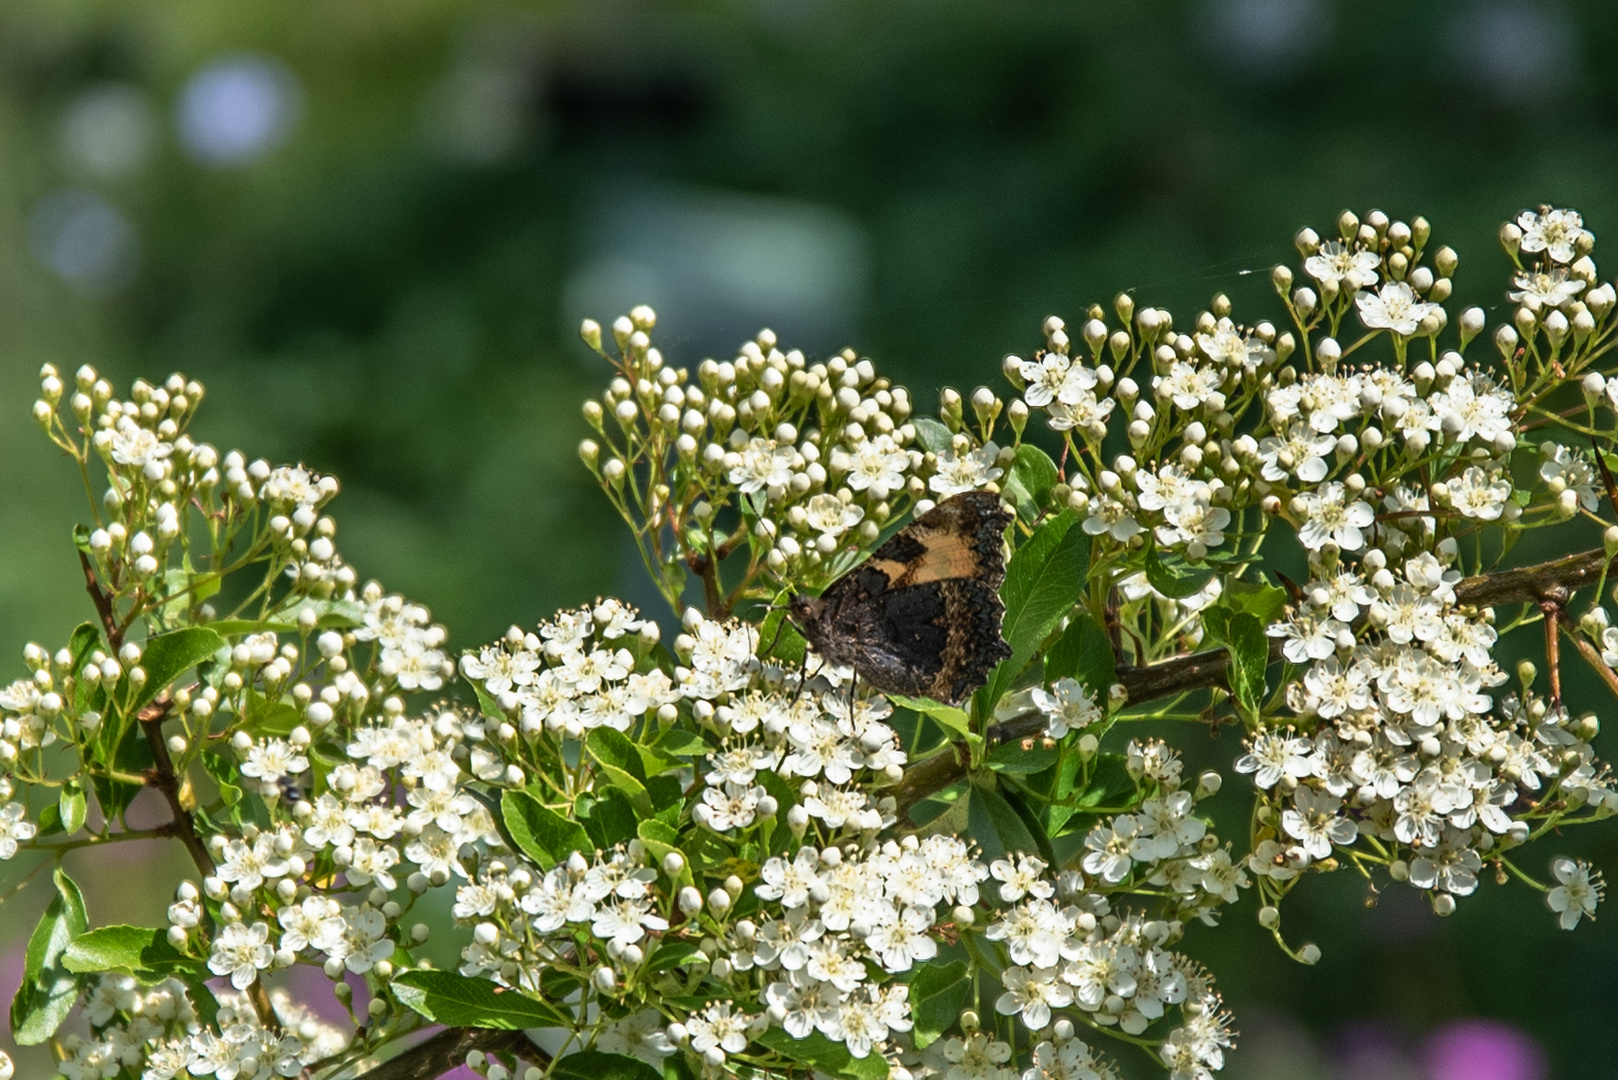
[1143,542,1216,600]
[978,510,1088,712]
[503,789,593,869]
[968,779,1039,861]
[1044,611,1116,700]
[909,960,970,1049]
[756,1027,889,1080]
[1001,443,1059,525]
[986,740,1058,774]
[134,628,227,713]
[392,969,573,1029]
[552,1051,664,1080]
[1225,611,1270,721]
[911,417,955,455]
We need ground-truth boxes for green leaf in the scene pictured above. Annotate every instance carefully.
[986,740,1058,774]
[1224,611,1270,721]
[58,780,87,835]
[552,1051,664,1080]
[133,627,227,713]
[1052,753,1138,837]
[909,960,971,1049]
[1001,443,1059,525]
[240,691,303,739]
[91,722,155,825]
[654,726,711,757]
[11,868,87,1045]
[1043,612,1116,699]
[758,606,807,666]
[756,1027,889,1080]
[391,969,573,1029]
[66,622,104,714]
[198,619,298,638]
[587,727,647,780]
[889,694,973,741]
[1217,579,1289,625]
[968,779,1039,862]
[580,788,639,852]
[158,565,222,623]
[62,925,204,983]
[1142,542,1216,600]
[201,749,244,810]
[645,940,705,973]
[502,789,593,869]
[979,510,1088,712]
[636,818,689,883]
[911,417,955,455]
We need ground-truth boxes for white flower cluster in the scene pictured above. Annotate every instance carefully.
[1251,546,1617,913]
[167,708,496,1004]
[53,978,345,1080]
[461,598,673,741]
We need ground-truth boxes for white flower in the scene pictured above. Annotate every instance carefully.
[0,801,37,859]
[1195,319,1271,372]
[1356,281,1438,336]
[990,854,1054,902]
[1540,444,1600,512]
[333,905,396,974]
[1155,361,1224,412]
[1280,788,1357,859]
[1509,267,1586,310]
[109,416,173,470]
[240,738,309,786]
[1030,677,1102,739]
[942,1032,1014,1080]
[686,1002,752,1058]
[1446,466,1512,521]
[1294,482,1375,551]
[865,906,938,971]
[207,921,274,989]
[995,965,1073,1031]
[592,898,669,948]
[729,437,794,494]
[1517,207,1590,264]
[277,895,343,953]
[1019,353,1074,408]
[1430,373,1514,445]
[1305,240,1380,289]
[1235,731,1314,789]
[598,1010,677,1067]
[931,442,1004,497]
[1081,815,1147,883]
[842,433,911,497]
[1547,857,1603,929]
[803,493,865,539]
[1257,423,1336,484]
[696,781,766,831]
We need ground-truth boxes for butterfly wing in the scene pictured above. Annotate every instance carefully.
[804,491,1013,704]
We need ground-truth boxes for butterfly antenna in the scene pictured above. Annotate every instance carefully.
[1589,435,1618,514]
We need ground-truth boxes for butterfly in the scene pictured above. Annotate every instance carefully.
[787,489,1014,705]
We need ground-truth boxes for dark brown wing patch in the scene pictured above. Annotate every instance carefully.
[789,490,1014,705]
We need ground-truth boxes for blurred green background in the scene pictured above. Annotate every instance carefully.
[4,0,1618,1077]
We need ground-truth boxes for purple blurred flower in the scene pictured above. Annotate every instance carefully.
[1422,1019,1545,1080]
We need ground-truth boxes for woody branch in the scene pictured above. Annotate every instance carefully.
[893,543,1618,818]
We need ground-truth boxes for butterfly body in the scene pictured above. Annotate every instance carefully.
[788,490,1013,705]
